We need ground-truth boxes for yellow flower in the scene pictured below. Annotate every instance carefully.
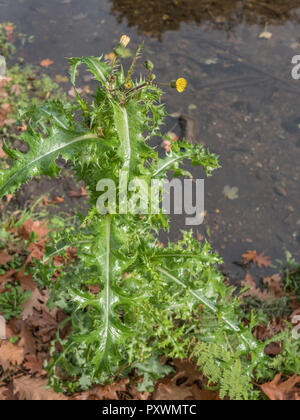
[176,78,187,93]
[124,81,132,89]
[120,35,131,48]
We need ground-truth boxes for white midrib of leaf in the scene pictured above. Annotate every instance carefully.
[157,266,257,349]
[0,132,98,196]
[97,216,111,356]
[90,58,106,84]
[41,109,68,130]
[121,106,131,172]
[153,156,182,177]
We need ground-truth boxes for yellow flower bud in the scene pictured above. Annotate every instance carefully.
[120,35,131,48]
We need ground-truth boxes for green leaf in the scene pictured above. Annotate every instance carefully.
[0,126,99,198]
[68,56,110,86]
[112,100,152,177]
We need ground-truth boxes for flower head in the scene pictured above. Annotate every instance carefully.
[120,35,131,48]
[124,81,133,89]
[175,78,187,93]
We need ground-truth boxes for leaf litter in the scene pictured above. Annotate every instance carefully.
[0,216,299,400]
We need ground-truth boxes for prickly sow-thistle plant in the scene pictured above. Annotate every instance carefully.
[0,38,269,396]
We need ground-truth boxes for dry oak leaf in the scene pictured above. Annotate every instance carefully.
[25,241,45,264]
[24,354,46,375]
[0,270,16,292]
[3,194,13,206]
[0,76,12,89]
[161,139,172,153]
[4,25,14,41]
[11,84,21,96]
[17,122,27,132]
[26,310,57,344]
[66,247,77,260]
[75,379,129,400]
[16,270,36,292]
[254,253,272,268]
[0,385,11,400]
[13,376,68,400]
[0,341,24,371]
[20,288,51,320]
[39,59,54,68]
[0,141,7,158]
[241,273,269,301]
[69,186,88,197]
[241,250,258,264]
[153,359,218,401]
[0,251,13,265]
[18,219,49,241]
[263,274,283,298]
[52,196,64,203]
[261,374,300,401]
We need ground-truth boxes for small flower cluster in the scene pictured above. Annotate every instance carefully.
[109,36,188,104]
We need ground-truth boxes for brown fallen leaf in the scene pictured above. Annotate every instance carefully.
[259,30,273,40]
[0,141,7,158]
[75,379,129,400]
[13,376,68,400]
[11,84,21,96]
[254,253,272,268]
[263,274,283,298]
[40,59,54,68]
[0,269,16,290]
[0,385,11,400]
[17,122,27,132]
[4,24,14,41]
[261,373,300,400]
[25,241,45,264]
[241,273,269,301]
[0,251,13,265]
[53,255,65,267]
[264,341,282,356]
[167,131,180,142]
[25,310,57,344]
[52,196,64,203]
[55,74,68,83]
[241,250,258,264]
[153,359,218,401]
[66,247,77,260]
[10,319,37,356]
[0,341,24,371]
[16,270,36,292]
[24,354,46,375]
[21,288,50,320]
[2,118,16,126]
[0,77,12,89]
[18,219,49,241]
[87,284,101,295]
[68,86,83,97]
[4,194,13,205]
[69,186,88,197]
[0,103,14,127]
[161,139,172,153]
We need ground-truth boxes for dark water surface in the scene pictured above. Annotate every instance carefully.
[1,0,300,276]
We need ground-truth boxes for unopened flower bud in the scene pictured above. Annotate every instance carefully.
[120,35,130,48]
[144,60,154,71]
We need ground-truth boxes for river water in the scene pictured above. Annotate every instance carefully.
[1,0,300,277]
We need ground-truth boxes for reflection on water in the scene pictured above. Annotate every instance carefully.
[0,0,300,274]
[110,0,300,39]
